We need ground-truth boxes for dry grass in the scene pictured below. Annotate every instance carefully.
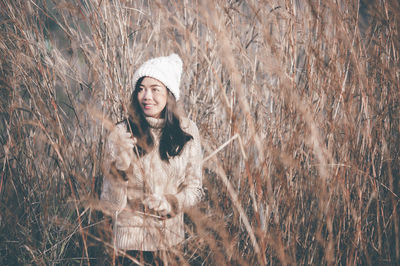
[1,0,399,265]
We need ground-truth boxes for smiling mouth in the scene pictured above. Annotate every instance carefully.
[143,104,153,109]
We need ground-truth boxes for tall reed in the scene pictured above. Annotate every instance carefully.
[0,0,399,264]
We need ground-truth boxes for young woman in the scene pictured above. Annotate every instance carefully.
[101,54,203,264]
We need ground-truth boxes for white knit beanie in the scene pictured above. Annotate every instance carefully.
[132,54,183,100]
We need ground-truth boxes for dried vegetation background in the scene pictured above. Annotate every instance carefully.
[0,0,399,265]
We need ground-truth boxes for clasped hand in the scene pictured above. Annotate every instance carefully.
[142,194,171,217]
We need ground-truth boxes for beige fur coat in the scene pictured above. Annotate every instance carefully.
[101,116,203,251]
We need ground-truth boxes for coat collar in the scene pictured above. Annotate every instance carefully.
[145,116,165,129]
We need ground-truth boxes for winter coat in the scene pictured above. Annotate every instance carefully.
[101,116,203,251]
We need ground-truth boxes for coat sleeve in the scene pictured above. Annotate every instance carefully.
[100,125,128,214]
[166,119,203,214]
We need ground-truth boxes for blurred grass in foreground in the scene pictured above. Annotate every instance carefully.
[0,0,399,264]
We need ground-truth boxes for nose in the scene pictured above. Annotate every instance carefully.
[143,89,152,100]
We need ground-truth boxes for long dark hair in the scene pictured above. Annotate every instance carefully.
[121,77,193,162]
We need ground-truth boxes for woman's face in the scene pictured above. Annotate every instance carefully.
[137,77,168,118]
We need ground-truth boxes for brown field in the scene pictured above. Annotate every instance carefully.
[1,0,399,265]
